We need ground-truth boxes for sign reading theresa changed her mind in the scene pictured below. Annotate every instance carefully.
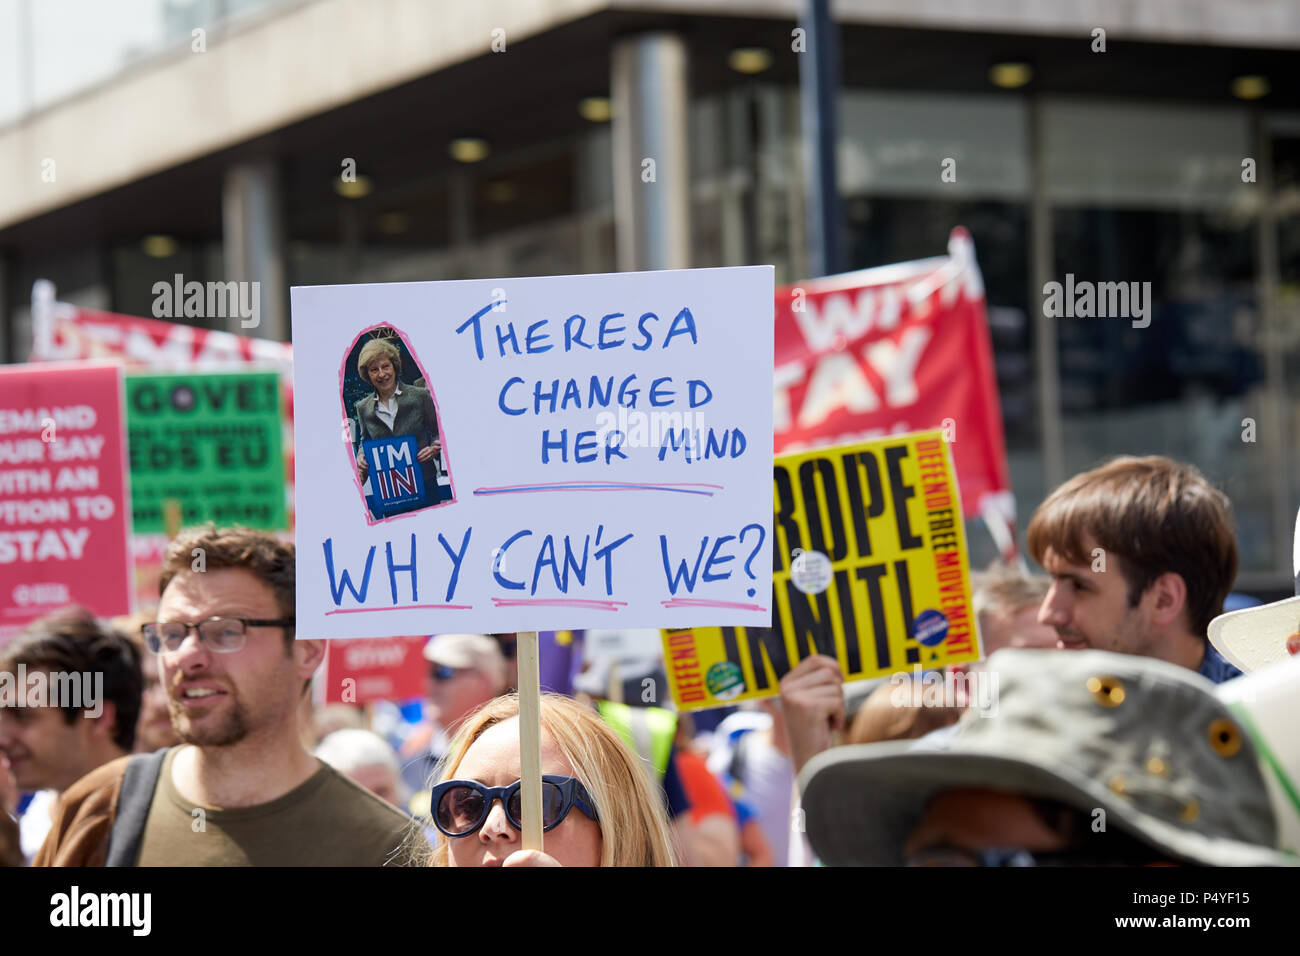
[661,431,978,710]
[291,267,774,637]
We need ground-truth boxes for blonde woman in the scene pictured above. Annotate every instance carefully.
[352,336,443,513]
[419,694,678,867]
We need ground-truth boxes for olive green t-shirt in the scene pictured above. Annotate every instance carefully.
[136,747,416,866]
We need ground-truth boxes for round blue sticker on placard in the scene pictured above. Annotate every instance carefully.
[913,609,949,647]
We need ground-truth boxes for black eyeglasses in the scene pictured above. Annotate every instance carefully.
[430,664,462,682]
[142,617,295,654]
[430,775,599,838]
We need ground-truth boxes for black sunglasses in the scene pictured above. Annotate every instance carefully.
[430,775,599,838]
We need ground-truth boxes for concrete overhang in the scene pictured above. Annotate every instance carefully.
[2,0,1298,243]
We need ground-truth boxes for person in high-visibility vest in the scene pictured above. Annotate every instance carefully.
[596,699,677,782]
[579,660,698,864]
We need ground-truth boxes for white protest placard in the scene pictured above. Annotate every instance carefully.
[291,267,774,638]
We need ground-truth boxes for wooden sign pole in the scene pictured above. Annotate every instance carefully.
[517,630,544,852]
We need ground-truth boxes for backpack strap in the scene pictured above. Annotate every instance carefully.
[105,748,169,867]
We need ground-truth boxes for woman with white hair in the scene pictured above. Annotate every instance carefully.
[315,728,410,811]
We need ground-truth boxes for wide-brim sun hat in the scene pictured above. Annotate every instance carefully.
[1209,595,1300,674]
[798,648,1295,866]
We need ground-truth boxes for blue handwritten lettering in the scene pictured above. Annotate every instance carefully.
[604,430,628,463]
[385,535,418,604]
[565,314,593,350]
[494,530,532,590]
[703,535,736,582]
[541,429,567,464]
[593,524,634,595]
[658,429,694,463]
[499,377,525,416]
[598,312,626,349]
[454,301,499,360]
[617,375,640,408]
[438,527,472,601]
[323,539,375,605]
[496,322,521,356]
[660,535,709,595]
[560,379,582,411]
[634,312,658,351]
[664,307,698,347]
[649,377,674,407]
[525,320,552,353]
[562,535,589,590]
[574,430,598,463]
[532,535,561,595]
[534,379,560,413]
[589,375,613,406]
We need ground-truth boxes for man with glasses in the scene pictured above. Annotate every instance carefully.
[34,526,414,866]
[425,634,508,733]
[400,634,507,796]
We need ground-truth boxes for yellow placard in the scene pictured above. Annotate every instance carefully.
[661,431,978,710]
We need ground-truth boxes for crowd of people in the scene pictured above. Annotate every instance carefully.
[1,454,1296,867]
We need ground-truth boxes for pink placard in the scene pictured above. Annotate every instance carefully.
[0,362,134,643]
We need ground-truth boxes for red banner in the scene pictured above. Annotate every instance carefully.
[28,285,293,373]
[773,228,1012,523]
[0,362,134,642]
[323,636,429,704]
[27,285,295,610]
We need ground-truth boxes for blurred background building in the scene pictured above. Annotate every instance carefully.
[1,0,1298,590]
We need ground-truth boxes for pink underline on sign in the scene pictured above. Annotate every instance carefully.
[325,604,474,615]
[490,598,628,611]
[661,598,769,612]
[473,481,724,497]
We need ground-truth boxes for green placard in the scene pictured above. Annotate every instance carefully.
[126,371,287,533]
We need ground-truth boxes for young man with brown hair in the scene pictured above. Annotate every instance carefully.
[0,607,142,862]
[1026,455,1242,682]
[35,526,414,866]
